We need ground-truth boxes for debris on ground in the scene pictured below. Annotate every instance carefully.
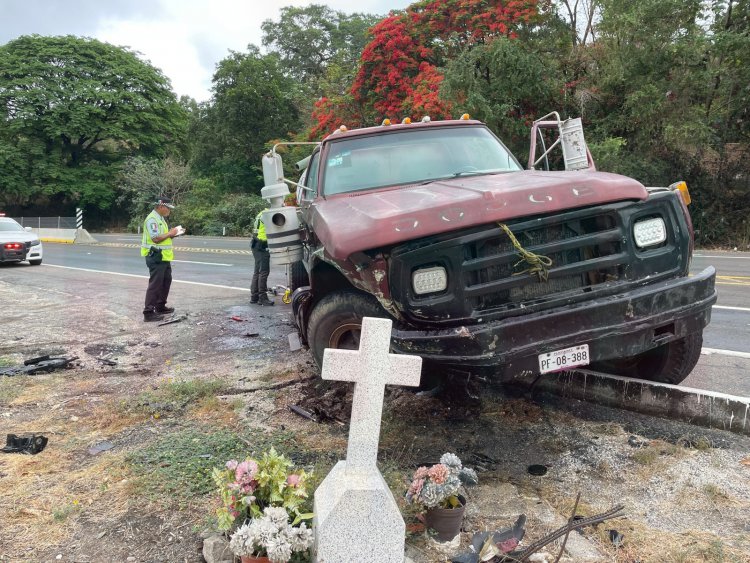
[243,332,260,338]
[1,433,49,455]
[289,404,318,422]
[230,316,244,322]
[95,357,118,366]
[452,515,527,563]
[87,441,115,455]
[158,314,188,326]
[0,355,78,376]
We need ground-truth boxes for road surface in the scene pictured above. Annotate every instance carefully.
[1,235,748,396]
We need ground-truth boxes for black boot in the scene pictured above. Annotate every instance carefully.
[143,309,164,322]
[257,293,274,306]
[156,305,175,314]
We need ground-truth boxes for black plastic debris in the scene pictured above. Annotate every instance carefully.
[0,356,78,376]
[527,464,548,476]
[608,529,625,547]
[1,434,48,455]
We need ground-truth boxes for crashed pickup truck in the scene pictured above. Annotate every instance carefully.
[262,112,716,385]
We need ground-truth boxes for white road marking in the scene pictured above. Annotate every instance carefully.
[714,305,750,313]
[702,347,750,359]
[695,254,750,260]
[42,264,250,292]
[116,237,140,241]
[171,259,233,266]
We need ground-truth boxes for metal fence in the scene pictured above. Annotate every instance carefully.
[11,217,77,229]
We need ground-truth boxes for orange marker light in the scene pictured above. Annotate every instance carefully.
[671,181,691,206]
[381,118,391,126]
[401,117,412,124]
[460,113,470,120]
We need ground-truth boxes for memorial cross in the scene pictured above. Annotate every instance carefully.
[321,317,422,471]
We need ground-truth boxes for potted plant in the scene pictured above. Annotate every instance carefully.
[212,447,312,532]
[229,506,313,563]
[405,452,478,541]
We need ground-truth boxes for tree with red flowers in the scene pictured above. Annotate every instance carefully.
[311,0,538,137]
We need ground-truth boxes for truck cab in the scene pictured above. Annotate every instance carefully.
[267,114,716,385]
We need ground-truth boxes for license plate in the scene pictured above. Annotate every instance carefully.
[538,344,590,374]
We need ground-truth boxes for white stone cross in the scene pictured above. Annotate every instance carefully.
[322,316,422,471]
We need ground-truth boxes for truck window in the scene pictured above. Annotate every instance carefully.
[299,151,320,203]
[322,126,521,196]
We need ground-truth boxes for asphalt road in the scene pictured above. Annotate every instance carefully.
[2,235,749,396]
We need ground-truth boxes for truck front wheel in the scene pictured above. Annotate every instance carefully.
[307,290,390,369]
[593,332,703,385]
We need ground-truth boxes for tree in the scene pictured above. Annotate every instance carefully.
[262,5,380,88]
[190,46,302,193]
[0,35,187,210]
[312,0,539,136]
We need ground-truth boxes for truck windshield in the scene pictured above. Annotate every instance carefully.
[322,125,521,196]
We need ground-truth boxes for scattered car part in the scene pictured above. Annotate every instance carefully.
[1,433,48,454]
[0,356,78,376]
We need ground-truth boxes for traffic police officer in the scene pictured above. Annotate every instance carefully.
[250,208,274,306]
[141,196,181,321]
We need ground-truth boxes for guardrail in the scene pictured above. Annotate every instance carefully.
[11,216,77,229]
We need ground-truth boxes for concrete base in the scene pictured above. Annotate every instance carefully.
[522,369,750,436]
[74,228,98,244]
[313,461,405,563]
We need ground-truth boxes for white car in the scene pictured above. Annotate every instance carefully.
[0,217,43,265]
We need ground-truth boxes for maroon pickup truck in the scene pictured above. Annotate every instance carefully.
[265,113,716,385]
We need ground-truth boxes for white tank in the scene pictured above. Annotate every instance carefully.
[262,153,284,187]
[263,207,302,266]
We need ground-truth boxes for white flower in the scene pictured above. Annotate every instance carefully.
[440,452,463,469]
[289,522,314,551]
[264,506,290,526]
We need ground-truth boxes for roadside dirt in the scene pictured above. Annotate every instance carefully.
[1,277,750,562]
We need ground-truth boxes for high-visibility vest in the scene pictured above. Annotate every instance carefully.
[253,209,268,242]
[141,209,174,261]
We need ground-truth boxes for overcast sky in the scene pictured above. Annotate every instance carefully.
[1,0,412,102]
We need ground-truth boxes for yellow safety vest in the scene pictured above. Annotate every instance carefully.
[254,209,268,242]
[141,209,174,261]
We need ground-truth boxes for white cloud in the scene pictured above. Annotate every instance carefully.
[91,0,412,102]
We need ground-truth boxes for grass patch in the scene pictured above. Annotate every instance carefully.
[0,377,24,405]
[631,440,683,466]
[120,378,228,417]
[0,355,15,367]
[127,426,302,507]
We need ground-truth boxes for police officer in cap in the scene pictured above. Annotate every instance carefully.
[141,196,184,321]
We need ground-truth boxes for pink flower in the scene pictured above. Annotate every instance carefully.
[413,466,429,480]
[427,464,449,484]
[408,478,425,496]
[226,460,239,471]
[286,474,302,488]
[235,460,258,481]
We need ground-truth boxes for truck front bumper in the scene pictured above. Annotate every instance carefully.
[391,267,717,374]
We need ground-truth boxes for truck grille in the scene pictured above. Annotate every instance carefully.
[462,211,627,311]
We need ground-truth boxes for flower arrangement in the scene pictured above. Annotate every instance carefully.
[229,506,314,563]
[405,452,478,509]
[212,447,312,531]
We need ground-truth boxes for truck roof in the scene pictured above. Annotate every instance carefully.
[322,118,484,142]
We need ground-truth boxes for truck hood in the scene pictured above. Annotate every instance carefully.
[311,170,648,261]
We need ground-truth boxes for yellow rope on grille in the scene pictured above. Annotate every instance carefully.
[497,223,553,281]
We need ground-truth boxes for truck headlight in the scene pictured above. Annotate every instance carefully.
[633,218,666,248]
[412,266,447,295]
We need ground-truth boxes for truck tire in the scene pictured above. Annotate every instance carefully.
[593,332,703,385]
[289,260,309,291]
[307,290,390,369]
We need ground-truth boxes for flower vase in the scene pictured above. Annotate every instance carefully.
[424,495,466,542]
[240,556,271,563]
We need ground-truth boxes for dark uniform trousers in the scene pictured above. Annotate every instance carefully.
[144,254,173,313]
[250,244,270,300]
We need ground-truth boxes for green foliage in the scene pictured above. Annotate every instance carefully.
[190,47,302,193]
[0,35,188,209]
[122,378,227,417]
